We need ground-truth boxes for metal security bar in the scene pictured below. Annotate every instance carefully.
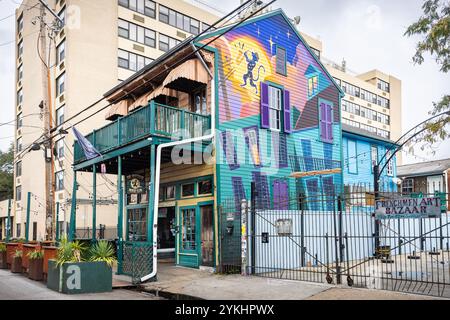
[122,241,153,284]
[225,188,450,298]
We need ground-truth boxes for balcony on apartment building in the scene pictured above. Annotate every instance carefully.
[74,49,214,165]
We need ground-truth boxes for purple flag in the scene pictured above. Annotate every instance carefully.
[72,127,101,160]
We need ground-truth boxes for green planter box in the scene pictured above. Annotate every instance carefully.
[47,260,112,294]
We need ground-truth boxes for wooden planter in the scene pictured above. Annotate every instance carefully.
[42,246,58,280]
[6,243,18,268]
[47,260,112,294]
[28,258,44,281]
[22,244,38,273]
[0,251,7,269]
[11,256,22,273]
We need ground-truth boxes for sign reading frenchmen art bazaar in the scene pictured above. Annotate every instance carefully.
[375,197,442,219]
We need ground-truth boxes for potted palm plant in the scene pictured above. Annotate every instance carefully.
[47,238,115,294]
[28,250,44,281]
[11,250,23,273]
[0,243,7,269]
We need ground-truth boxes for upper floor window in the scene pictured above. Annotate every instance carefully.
[16,161,22,177]
[159,5,200,35]
[18,40,24,58]
[56,72,65,96]
[119,0,156,18]
[268,86,282,131]
[17,14,24,34]
[342,117,360,128]
[17,112,23,128]
[198,179,213,195]
[386,150,394,176]
[118,49,153,71]
[360,89,377,104]
[192,88,207,114]
[56,138,65,159]
[57,40,65,64]
[159,34,180,52]
[55,170,64,191]
[58,7,66,26]
[16,137,23,152]
[18,64,23,82]
[118,19,156,48]
[377,96,389,109]
[377,79,390,93]
[342,81,360,97]
[16,185,22,201]
[56,105,65,126]
[260,82,291,133]
[17,89,23,105]
[276,47,287,75]
[310,47,321,60]
[371,145,378,171]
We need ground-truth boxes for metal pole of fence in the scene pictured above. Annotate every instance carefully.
[338,195,344,262]
[373,164,380,256]
[299,193,305,267]
[241,199,248,276]
[250,182,256,275]
[333,195,341,284]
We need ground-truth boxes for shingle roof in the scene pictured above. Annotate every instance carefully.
[397,158,450,178]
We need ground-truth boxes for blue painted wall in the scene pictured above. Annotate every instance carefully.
[343,131,398,192]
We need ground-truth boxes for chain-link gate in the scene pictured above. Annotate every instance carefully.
[122,241,153,284]
[223,189,450,298]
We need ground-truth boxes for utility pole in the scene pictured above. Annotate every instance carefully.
[37,2,54,241]
[36,0,63,241]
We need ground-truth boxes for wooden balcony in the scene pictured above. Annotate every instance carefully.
[74,101,211,164]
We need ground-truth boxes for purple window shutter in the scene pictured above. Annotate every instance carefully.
[326,104,333,142]
[283,89,291,133]
[320,102,327,140]
[260,82,270,129]
[273,180,289,210]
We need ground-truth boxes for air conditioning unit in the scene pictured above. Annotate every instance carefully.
[177,31,187,39]
[59,29,65,37]
[18,32,22,39]
[59,193,64,200]
[368,120,372,124]
[18,56,22,64]
[17,129,21,136]
[18,80,22,88]
[367,103,371,107]
[59,61,65,71]
[133,44,145,52]
[17,178,21,184]
[349,97,354,101]
[59,94,65,103]
[349,115,354,119]
[383,109,387,113]
[133,14,145,23]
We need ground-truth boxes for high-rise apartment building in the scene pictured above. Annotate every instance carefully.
[13,0,219,241]
[301,33,402,155]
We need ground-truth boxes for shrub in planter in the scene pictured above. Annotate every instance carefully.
[11,250,23,273]
[6,242,19,267]
[47,238,115,294]
[22,244,38,273]
[28,250,44,281]
[0,244,7,269]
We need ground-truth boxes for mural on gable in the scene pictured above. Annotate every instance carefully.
[203,12,343,213]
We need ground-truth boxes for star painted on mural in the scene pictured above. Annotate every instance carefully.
[287,29,291,39]
[268,36,274,53]
[256,27,261,37]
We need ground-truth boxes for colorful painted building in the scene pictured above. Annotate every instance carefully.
[70,9,344,274]
[342,124,399,193]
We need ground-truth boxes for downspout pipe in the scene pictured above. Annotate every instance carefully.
[141,48,216,283]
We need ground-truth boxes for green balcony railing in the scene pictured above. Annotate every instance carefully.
[74,101,211,164]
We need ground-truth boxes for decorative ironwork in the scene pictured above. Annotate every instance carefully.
[122,241,153,284]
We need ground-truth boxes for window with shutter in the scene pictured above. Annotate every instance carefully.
[260,82,291,134]
[319,99,333,143]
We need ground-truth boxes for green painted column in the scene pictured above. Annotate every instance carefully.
[117,156,123,274]
[6,199,11,242]
[69,170,77,241]
[92,164,97,242]
[55,202,60,242]
[25,192,31,242]
[148,144,156,244]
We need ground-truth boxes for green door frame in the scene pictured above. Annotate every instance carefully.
[176,201,215,268]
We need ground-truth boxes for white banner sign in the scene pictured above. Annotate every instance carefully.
[375,197,442,219]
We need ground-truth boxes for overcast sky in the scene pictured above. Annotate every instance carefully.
[1,0,449,164]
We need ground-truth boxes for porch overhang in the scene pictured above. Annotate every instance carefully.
[162,58,209,92]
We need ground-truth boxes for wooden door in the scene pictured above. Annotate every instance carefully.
[200,205,214,267]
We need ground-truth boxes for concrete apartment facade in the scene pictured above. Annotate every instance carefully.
[13,0,219,241]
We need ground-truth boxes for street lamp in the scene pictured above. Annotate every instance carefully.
[372,110,450,253]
